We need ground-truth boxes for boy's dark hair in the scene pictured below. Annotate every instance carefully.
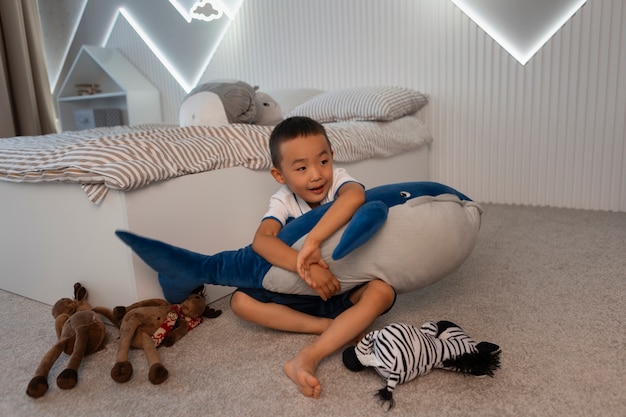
[269,116,332,168]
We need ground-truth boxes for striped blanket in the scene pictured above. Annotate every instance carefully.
[0,117,432,204]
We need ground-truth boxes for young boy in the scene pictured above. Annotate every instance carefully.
[230,116,396,398]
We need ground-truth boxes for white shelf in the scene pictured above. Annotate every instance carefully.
[57,45,162,131]
[58,92,126,102]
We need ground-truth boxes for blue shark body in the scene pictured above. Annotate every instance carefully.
[116,182,482,303]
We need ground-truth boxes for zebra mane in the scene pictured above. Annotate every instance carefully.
[442,342,501,377]
[375,387,395,411]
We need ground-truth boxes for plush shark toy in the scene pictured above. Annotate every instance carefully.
[116,182,483,303]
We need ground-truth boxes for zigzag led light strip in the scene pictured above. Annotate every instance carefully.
[451,0,587,65]
[103,1,242,92]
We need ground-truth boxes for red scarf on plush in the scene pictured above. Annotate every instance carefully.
[151,304,202,347]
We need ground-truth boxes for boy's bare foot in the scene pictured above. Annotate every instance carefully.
[284,351,321,398]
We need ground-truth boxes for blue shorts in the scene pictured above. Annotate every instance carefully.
[232,283,396,319]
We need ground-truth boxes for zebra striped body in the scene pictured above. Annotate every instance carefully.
[344,320,500,408]
[354,321,478,391]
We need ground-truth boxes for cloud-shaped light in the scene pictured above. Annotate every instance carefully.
[190,0,224,22]
[104,3,242,93]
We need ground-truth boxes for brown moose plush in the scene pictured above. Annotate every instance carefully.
[110,286,221,385]
[26,283,117,398]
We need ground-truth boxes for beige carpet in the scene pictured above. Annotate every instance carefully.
[1,203,625,416]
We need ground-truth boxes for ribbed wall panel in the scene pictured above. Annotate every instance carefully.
[95,0,624,211]
[201,0,625,211]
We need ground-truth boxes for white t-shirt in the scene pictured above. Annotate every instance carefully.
[262,167,362,226]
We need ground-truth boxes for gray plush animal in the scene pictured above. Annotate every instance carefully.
[179,80,282,126]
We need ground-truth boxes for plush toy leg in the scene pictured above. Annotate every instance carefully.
[91,305,121,327]
[115,230,269,303]
[111,318,140,383]
[26,338,68,398]
[54,313,71,338]
[56,327,90,390]
[140,332,169,385]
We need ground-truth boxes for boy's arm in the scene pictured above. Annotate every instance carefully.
[252,218,298,272]
[297,181,366,280]
[252,218,340,300]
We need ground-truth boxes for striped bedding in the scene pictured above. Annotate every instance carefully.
[0,116,432,204]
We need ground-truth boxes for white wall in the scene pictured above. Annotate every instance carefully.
[202,0,625,212]
[43,0,626,211]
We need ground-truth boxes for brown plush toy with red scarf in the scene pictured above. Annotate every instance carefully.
[110,287,221,385]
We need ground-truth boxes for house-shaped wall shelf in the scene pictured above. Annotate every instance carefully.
[57,45,162,131]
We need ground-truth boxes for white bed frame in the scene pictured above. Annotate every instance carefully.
[0,147,429,308]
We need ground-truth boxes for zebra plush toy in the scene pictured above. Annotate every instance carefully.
[342,320,501,409]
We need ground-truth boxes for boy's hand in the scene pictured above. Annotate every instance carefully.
[296,239,328,283]
[308,264,340,300]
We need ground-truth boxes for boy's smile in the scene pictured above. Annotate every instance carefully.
[271,133,334,208]
[309,184,326,194]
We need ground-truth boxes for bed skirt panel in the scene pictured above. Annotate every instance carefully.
[0,146,429,308]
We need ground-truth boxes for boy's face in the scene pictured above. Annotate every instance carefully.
[271,133,334,208]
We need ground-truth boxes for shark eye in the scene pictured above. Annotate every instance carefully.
[399,191,411,198]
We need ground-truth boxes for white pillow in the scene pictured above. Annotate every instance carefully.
[288,86,428,122]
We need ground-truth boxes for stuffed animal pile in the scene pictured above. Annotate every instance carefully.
[342,320,501,409]
[26,284,221,397]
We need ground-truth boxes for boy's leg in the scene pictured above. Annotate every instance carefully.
[284,279,396,398]
[230,291,332,334]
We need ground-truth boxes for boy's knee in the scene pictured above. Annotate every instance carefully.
[366,280,396,306]
[230,291,249,317]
